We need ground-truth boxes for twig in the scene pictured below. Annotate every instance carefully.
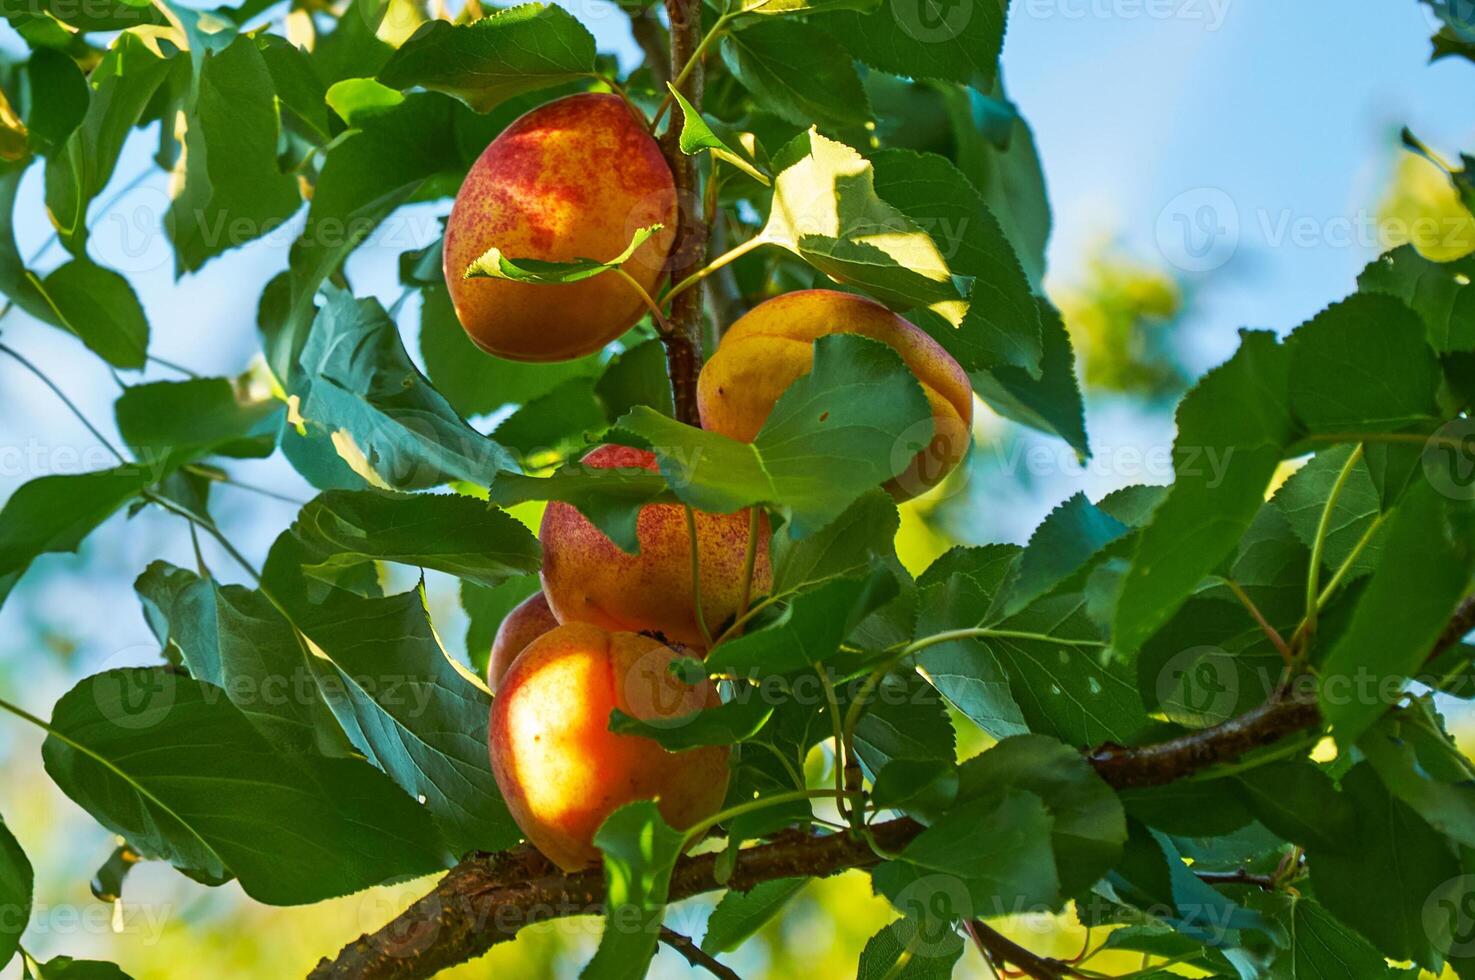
[1193,869,1277,891]
[964,920,1072,980]
[0,342,126,463]
[659,927,741,980]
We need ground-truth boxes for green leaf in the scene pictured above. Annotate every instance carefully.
[29,958,136,980]
[1270,445,1384,583]
[956,734,1127,896]
[668,84,770,185]
[855,919,964,979]
[115,378,283,467]
[418,277,607,419]
[594,339,674,421]
[270,92,462,378]
[0,166,60,328]
[1007,492,1129,616]
[43,32,173,255]
[616,334,931,535]
[42,668,448,905]
[1251,894,1405,980]
[735,0,880,17]
[968,299,1089,458]
[610,694,774,750]
[852,669,956,777]
[1120,779,1252,837]
[462,574,540,677]
[1113,330,1294,657]
[1287,294,1442,434]
[133,562,348,755]
[0,814,30,971]
[582,802,685,980]
[0,466,156,601]
[1361,700,1475,848]
[379,4,597,113]
[912,545,1027,738]
[1232,763,1354,852]
[708,570,898,676]
[701,878,808,954]
[40,258,149,368]
[286,490,540,590]
[489,464,669,554]
[324,78,405,126]
[871,759,959,820]
[873,789,1060,920]
[264,532,522,855]
[721,22,870,130]
[293,289,517,490]
[871,149,1043,375]
[1307,763,1457,970]
[166,35,302,273]
[257,34,332,140]
[824,0,1006,90]
[759,130,966,317]
[463,224,664,284]
[1358,245,1475,353]
[1319,483,1475,746]
[23,48,89,152]
[772,489,902,594]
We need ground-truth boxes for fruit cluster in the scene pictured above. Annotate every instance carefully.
[448,93,973,871]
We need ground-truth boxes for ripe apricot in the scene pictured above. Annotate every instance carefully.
[443,93,677,362]
[540,445,772,650]
[487,592,560,693]
[697,289,974,498]
[488,623,730,870]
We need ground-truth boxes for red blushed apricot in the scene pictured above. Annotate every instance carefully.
[697,289,975,499]
[487,592,560,694]
[539,445,773,651]
[443,93,677,362]
[488,623,730,871]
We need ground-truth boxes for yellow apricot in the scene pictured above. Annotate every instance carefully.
[487,592,560,694]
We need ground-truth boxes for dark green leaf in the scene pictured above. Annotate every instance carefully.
[1358,245,1475,353]
[23,48,88,151]
[40,258,149,368]
[669,84,769,184]
[721,22,870,130]
[1319,483,1475,746]
[1361,701,1475,848]
[293,289,517,490]
[872,149,1042,375]
[852,669,955,777]
[1233,762,1355,852]
[379,4,597,112]
[43,669,448,905]
[29,958,135,980]
[489,464,668,554]
[855,918,963,979]
[1113,330,1294,657]
[968,299,1089,458]
[701,878,808,954]
[115,378,283,467]
[1007,492,1129,616]
[824,0,1006,91]
[0,814,30,970]
[609,693,774,750]
[772,489,901,594]
[1251,894,1404,980]
[1287,294,1441,434]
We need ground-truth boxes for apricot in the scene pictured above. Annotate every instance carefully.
[443,93,677,362]
[540,445,772,650]
[489,623,730,870]
[487,592,560,693]
[697,289,975,499]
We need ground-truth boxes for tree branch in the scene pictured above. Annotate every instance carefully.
[659,927,740,980]
[657,0,708,425]
[310,595,1475,979]
[964,919,1072,979]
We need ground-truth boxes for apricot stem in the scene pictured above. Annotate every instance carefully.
[815,667,852,825]
[612,268,676,334]
[664,235,767,306]
[683,505,716,648]
[735,507,761,625]
[1299,442,1364,652]
[681,787,859,846]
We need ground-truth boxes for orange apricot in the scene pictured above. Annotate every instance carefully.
[443,93,677,362]
[487,592,560,693]
[488,623,730,871]
[697,289,974,499]
[539,445,772,650]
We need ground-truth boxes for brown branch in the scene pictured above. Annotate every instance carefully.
[964,920,1072,979]
[1193,869,1277,892]
[657,0,708,425]
[311,596,1475,979]
[659,927,741,980]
